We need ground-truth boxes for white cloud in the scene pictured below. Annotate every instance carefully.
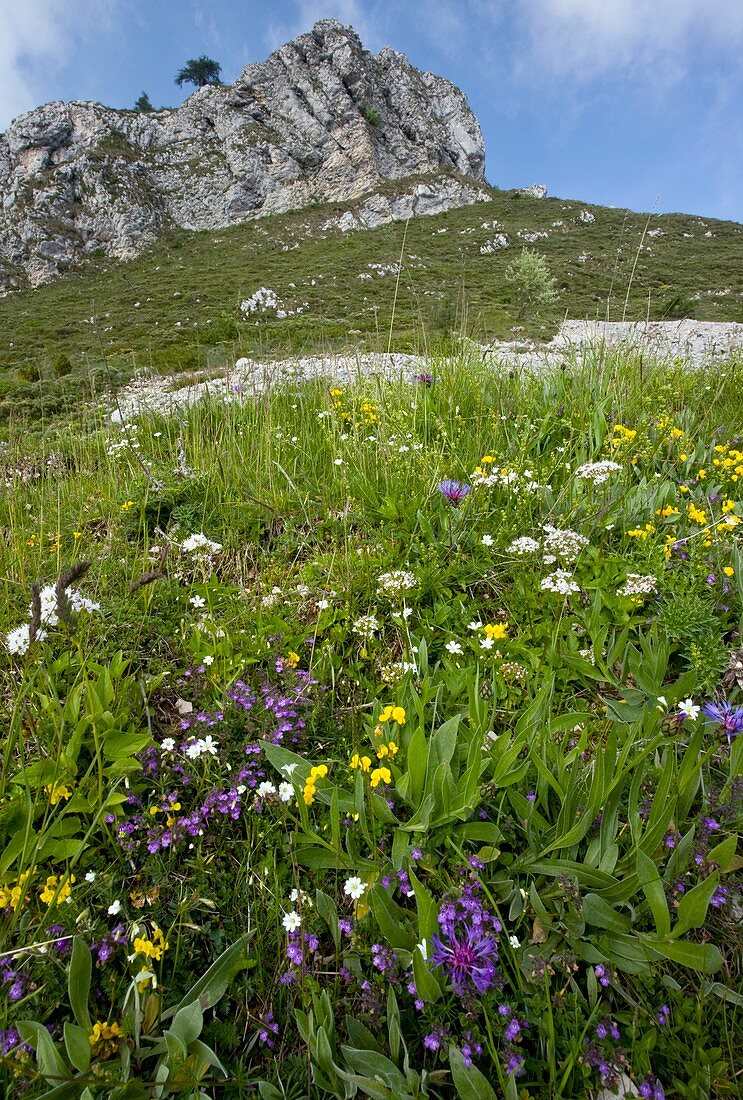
[0,1,117,131]
[516,0,743,81]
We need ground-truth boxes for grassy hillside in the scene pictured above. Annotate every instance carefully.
[0,175,741,423]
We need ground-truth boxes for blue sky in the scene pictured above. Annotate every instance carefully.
[2,0,742,222]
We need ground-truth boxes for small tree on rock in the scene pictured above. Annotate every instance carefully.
[505,248,558,319]
[175,56,223,89]
[133,91,153,112]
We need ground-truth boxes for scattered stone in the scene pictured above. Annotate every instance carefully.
[517,184,548,198]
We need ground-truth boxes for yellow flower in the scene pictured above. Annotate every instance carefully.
[89,1020,123,1058]
[350,754,371,772]
[45,782,73,805]
[310,764,328,779]
[119,500,135,513]
[697,469,707,479]
[285,651,300,669]
[679,485,689,494]
[722,499,737,513]
[73,531,83,539]
[723,566,735,577]
[39,874,75,906]
[133,926,168,962]
[302,780,316,805]
[484,623,509,640]
[679,453,687,462]
[379,705,406,725]
[481,455,494,464]
[370,767,392,789]
[686,503,707,525]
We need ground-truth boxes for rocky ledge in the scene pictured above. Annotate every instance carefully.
[0,20,485,290]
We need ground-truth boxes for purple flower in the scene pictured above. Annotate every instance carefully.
[594,964,610,988]
[505,1051,525,1076]
[430,921,498,996]
[703,699,743,743]
[656,1004,670,1026]
[437,479,471,504]
[416,372,435,387]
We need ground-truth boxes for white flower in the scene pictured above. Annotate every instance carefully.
[509,935,521,950]
[199,735,219,756]
[107,899,122,916]
[278,782,294,802]
[417,939,428,960]
[481,534,494,547]
[257,781,277,799]
[617,574,658,598]
[316,598,330,610]
[180,533,222,556]
[468,620,483,631]
[542,525,589,562]
[202,654,214,666]
[282,911,301,933]
[401,606,413,620]
[445,640,463,655]
[540,570,580,596]
[344,877,367,900]
[480,637,495,650]
[656,695,668,711]
[85,871,96,883]
[189,595,206,608]
[5,624,31,655]
[574,460,622,485]
[334,458,344,466]
[352,615,379,637]
[281,763,298,777]
[678,698,700,721]
[185,741,203,759]
[160,737,175,752]
[507,536,540,555]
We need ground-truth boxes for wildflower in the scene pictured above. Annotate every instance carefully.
[480,637,495,650]
[350,754,371,772]
[352,615,379,637]
[376,742,398,759]
[481,534,494,546]
[507,536,540,554]
[256,781,277,799]
[445,640,463,655]
[594,963,610,988]
[45,781,73,805]
[678,699,700,721]
[107,900,122,916]
[85,871,96,883]
[656,1005,670,1026]
[540,570,580,595]
[379,705,406,725]
[316,598,330,610]
[202,654,214,666]
[89,1020,123,1059]
[723,566,735,577]
[180,533,222,556]
[437,479,471,504]
[703,699,743,742]
[132,927,168,961]
[278,782,294,802]
[574,460,622,484]
[542,525,589,561]
[370,767,391,788]
[468,619,483,630]
[431,922,498,996]
[617,574,658,598]
[377,570,417,598]
[509,935,520,949]
[282,911,301,933]
[160,737,175,752]
[484,623,509,640]
[344,877,367,900]
[39,874,75,906]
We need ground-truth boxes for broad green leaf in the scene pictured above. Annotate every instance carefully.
[645,937,723,973]
[166,933,250,1017]
[637,850,670,937]
[448,1044,498,1100]
[168,999,203,1045]
[672,873,719,937]
[412,943,441,1003]
[63,1022,91,1074]
[582,893,632,933]
[68,938,92,1030]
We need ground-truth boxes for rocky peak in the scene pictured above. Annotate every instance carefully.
[0,20,485,290]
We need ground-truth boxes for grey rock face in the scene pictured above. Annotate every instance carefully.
[0,20,485,290]
[518,184,548,199]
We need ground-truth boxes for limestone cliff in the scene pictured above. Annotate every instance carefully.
[0,20,485,289]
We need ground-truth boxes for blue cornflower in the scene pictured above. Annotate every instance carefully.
[703,699,743,743]
[437,479,471,504]
[430,921,498,995]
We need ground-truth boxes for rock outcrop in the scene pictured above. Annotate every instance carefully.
[0,20,485,290]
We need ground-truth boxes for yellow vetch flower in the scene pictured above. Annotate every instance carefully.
[45,782,73,805]
[89,1020,124,1059]
[379,705,406,725]
[350,754,371,772]
[686,503,707,525]
[285,651,300,669]
[39,874,75,906]
[376,741,399,760]
[370,767,392,789]
[133,926,169,961]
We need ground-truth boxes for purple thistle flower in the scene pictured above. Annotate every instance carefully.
[437,479,471,504]
[416,372,435,387]
[430,921,498,996]
[703,699,743,743]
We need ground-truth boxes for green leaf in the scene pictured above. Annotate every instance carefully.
[370,886,415,951]
[341,1047,407,1089]
[449,1044,498,1100]
[637,850,671,937]
[645,937,723,973]
[706,834,738,873]
[63,1022,91,1074]
[257,1083,284,1100]
[412,945,441,1004]
[407,724,427,807]
[166,933,250,1017]
[68,938,92,1030]
[168,1000,203,1045]
[316,889,341,950]
[582,893,632,933]
[671,872,719,937]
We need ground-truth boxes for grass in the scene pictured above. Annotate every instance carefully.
[0,345,741,1097]
[0,173,741,423]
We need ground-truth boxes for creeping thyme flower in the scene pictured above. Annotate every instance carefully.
[437,479,471,504]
